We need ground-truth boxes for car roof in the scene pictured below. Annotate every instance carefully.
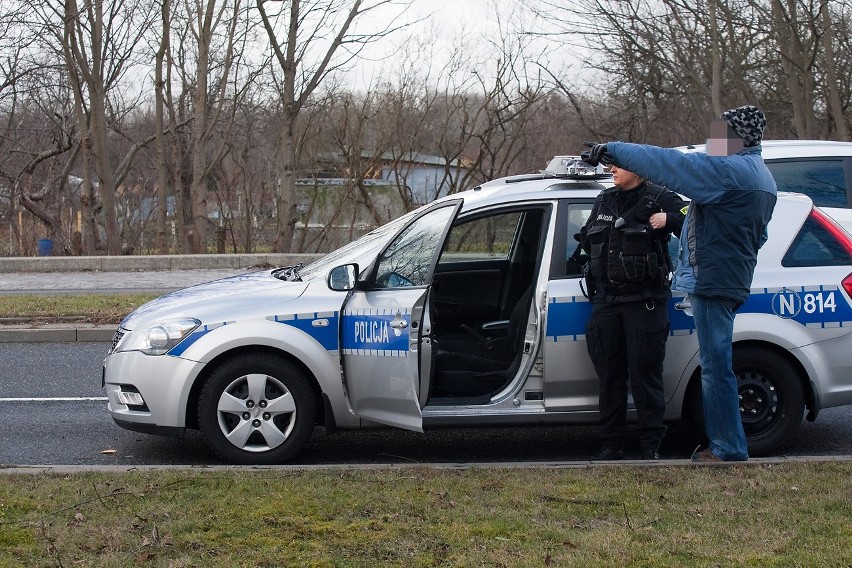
[446,178,819,273]
[440,170,815,229]
[676,139,852,159]
[450,176,608,212]
[761,140,852,159]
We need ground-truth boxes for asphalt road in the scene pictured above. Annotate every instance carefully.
[1,342,850,467]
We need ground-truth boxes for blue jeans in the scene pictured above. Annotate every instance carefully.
[691,294,749,461]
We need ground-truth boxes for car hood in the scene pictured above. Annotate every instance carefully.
[120,270,308,330]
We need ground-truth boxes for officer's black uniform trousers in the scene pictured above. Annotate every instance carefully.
[578,182,685,451]
[586,298,669,449]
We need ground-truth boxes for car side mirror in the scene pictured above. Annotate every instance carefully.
[327,263,359,291]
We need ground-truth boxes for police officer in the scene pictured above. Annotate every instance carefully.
[578,164,687,460]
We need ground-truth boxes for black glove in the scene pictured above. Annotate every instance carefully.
[580,141,613,167]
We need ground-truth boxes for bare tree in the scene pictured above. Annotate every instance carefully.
[769,0,818,138]
[9,115,74,251]
[1,3,81,253]
[184,0,245,253]
[368,8,553,204]
[150,0,267,254]
[60,0,154,254]
[533,0,851,143]
[255,0,413,252]
[153,0,173,253]
[818,0,849,140]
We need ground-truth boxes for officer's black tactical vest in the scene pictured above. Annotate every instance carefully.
[584,184,671,300]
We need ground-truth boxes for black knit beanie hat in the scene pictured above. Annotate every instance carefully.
[720,105,766,147]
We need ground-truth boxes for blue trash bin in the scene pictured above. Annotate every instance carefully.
[37,238,53,256]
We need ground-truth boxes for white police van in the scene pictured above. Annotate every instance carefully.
[103,170,852,464]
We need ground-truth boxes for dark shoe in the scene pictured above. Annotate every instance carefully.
[691,448,724,463]
[592,446,625,461]
[641,448,661,460]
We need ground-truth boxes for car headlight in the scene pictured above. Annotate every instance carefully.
[115,318,201,356]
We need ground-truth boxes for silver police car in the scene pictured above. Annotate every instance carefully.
[103,170,852,463]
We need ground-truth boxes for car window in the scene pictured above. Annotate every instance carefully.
[766,159,848,207]
[565,203,594,276]
[782,213,852,267]
[439,212,522,263]
[373,205,457,288]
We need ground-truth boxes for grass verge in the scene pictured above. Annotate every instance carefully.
[0,294,158,324]
[1,463,850,566]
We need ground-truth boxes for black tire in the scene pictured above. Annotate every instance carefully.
[198,352,316,464]
[678,347,805,457]
[676,375,709,449]
[734,346,804,457]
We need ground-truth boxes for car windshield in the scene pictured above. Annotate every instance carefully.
[296,207,423,281]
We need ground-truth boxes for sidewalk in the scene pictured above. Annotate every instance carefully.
[0,254,321,343]
[0,268,247,294]
[0,252,317,273]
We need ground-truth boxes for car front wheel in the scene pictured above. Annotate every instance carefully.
[198,353,316,464]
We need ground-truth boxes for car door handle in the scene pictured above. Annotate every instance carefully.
[390,314,408,330]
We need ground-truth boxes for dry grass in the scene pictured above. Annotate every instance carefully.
[1,462,850,566]
[0,294,157,324]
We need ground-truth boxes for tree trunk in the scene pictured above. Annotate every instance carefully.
[88,88,121,254]
[708,0,722,116]
[275,114,299,252]
[77,140,98,255]
[819,0,849,140]
[188,8,211,254]
[772,0,819,138]
[154,0,172,253]
[63,0,121,254]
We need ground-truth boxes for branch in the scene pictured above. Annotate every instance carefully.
[113,117,193,186]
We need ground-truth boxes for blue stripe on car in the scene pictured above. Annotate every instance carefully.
[168,313,342,357]
[546,286,852,341]
[168,322,228,356]
[270,312,340,351]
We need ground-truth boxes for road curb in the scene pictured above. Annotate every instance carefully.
[0,253,322,273]
[1,455,850,473]
[0,326,114,343]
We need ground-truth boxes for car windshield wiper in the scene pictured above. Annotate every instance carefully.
[273,263,304,282]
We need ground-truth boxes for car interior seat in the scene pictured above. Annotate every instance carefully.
[432,286,533,399]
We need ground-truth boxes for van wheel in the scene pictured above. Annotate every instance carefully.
[735,347,804,457]
[198,353,316,464]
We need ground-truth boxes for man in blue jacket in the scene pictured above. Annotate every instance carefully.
[582,105,777,461]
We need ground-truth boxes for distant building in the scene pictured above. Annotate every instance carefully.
[314,151,463,206]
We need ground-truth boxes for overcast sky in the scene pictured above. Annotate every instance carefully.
[346,0,554,89]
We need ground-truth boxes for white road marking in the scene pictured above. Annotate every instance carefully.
[0,397,108,402]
